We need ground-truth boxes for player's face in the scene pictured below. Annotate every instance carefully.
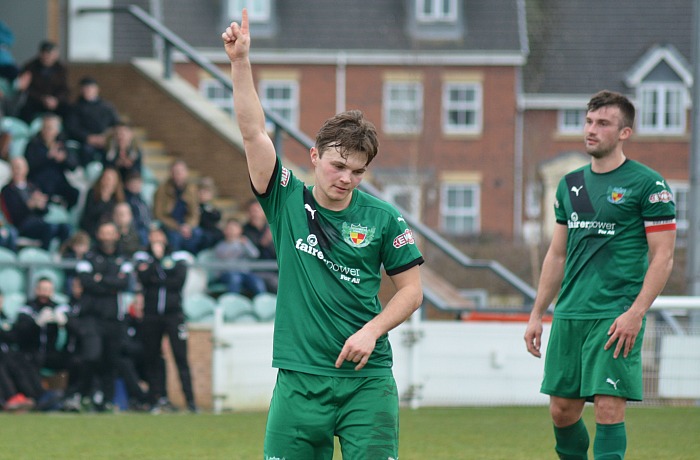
[311,146,367,210]
[584,106,629,159]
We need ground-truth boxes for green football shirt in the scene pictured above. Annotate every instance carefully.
[256,159,424,377]
[553,159,675,319]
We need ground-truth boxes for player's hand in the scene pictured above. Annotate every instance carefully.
[524,317,543,358]
[335,327,378,371]
[604,309,644,359]
[222,8,250,62]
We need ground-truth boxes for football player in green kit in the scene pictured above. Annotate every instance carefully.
[525,90,676,460]
[223,10,424,459]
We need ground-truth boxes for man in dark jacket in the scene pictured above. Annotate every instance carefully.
[75,221,132,411]
[64,76,120,165]
[24,113,80,209]
[0,156,71,250]
[134,227,197,413]
[17,40,70,124]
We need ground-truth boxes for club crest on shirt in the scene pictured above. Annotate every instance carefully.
[342,222,375,248]
[607,186,628,204]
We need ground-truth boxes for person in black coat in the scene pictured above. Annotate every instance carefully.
[75,221,132,411]
[134,228,197,413]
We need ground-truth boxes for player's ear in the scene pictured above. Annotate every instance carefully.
[619,126,632,140]
[310,147,319,166]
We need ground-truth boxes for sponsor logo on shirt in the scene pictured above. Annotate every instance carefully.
[568,212,616,235]
[607,186,628,204]
[295,234,362,284]
[342,222,375,248]
[648,190,673,204]
[393,229,415,248]
[280,167,290,187]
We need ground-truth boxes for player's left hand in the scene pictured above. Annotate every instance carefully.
[604,309,644,359]
[335,327,378,371]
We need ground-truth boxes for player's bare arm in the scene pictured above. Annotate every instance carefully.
[605,228,675,358]
[525,223,567,358]
[223,8,276,194]
[335,265,422,371]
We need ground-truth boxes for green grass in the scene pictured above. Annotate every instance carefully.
[0,406,698,459]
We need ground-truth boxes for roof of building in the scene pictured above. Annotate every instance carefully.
[523,0,693,97]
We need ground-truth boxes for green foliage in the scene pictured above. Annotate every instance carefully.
[0,406,697,459]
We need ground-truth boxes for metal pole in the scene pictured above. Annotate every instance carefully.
[688,0,700,298]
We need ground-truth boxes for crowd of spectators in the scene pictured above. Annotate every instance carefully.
[0,37,278,414]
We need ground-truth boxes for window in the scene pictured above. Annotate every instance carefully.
[259,80,299,128]
[200,79,233,116]
[226,0,271,22]
[558,109,586,134]
[383,82,423,134]
[440,183,480,235]
[637,84,686,135]
[443,82,482,134]
[416,0,457,22]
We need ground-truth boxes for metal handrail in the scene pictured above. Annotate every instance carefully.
[76,5,537,309]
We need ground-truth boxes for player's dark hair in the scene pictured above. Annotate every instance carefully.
[315,110,379,166]
[587,90,635,129]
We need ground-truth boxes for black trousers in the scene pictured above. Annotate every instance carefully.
[140,313,195,405]
[79,318,123,403]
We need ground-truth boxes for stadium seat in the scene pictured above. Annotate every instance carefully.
[2,292,27,322]
[183,266,208,298]
[28,116,44,137]
[183,293,217,322]
[0,267,26,294]
[44,203,72,225]
[0,116,31,159]
[0,245,17,264]
[195,248,227,295]
[18,246,53,263]
[218,293,254,322]
[84,161,104,185]
[252,292,277,322]
[0,160,12,188]
[231,311,258,323]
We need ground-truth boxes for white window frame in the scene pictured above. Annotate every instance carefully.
[558,109,586,134]
[259,79,299,129]
[383,184,422,220]
[416,0,458,23]
[199,78,233,116]
[637,83,686,135]
[383,81,423,135]
[442,82,482,135]
[440,182,481,235]
[226,0,271,22]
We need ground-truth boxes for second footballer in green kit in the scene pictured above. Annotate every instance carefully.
[223,9,424,459]
[525,90,676,460]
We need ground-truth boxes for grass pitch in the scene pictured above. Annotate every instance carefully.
[0,405,698,459]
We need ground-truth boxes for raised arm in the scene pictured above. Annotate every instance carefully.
[222,9,277,194]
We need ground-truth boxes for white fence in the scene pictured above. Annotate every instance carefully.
[210,297,700,413]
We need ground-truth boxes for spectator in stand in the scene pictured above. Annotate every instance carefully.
[64,76,120,166]
[0,209,19,253]
[0,21,19,82]
[113,202,141,257]
[215,218,267,297]
[103,121,142,181]
[153,159,202,254]
[134,228,197,413]
[197,176,223,252]
[17,40,69,124]
[123,170,152,248]
[0,156,71,250]
[24,113,80,209]
[75,221,133,412]
[79,166,124,238]
[242,199,278,293]
[0,289,40,412]
[59,230,91,294]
